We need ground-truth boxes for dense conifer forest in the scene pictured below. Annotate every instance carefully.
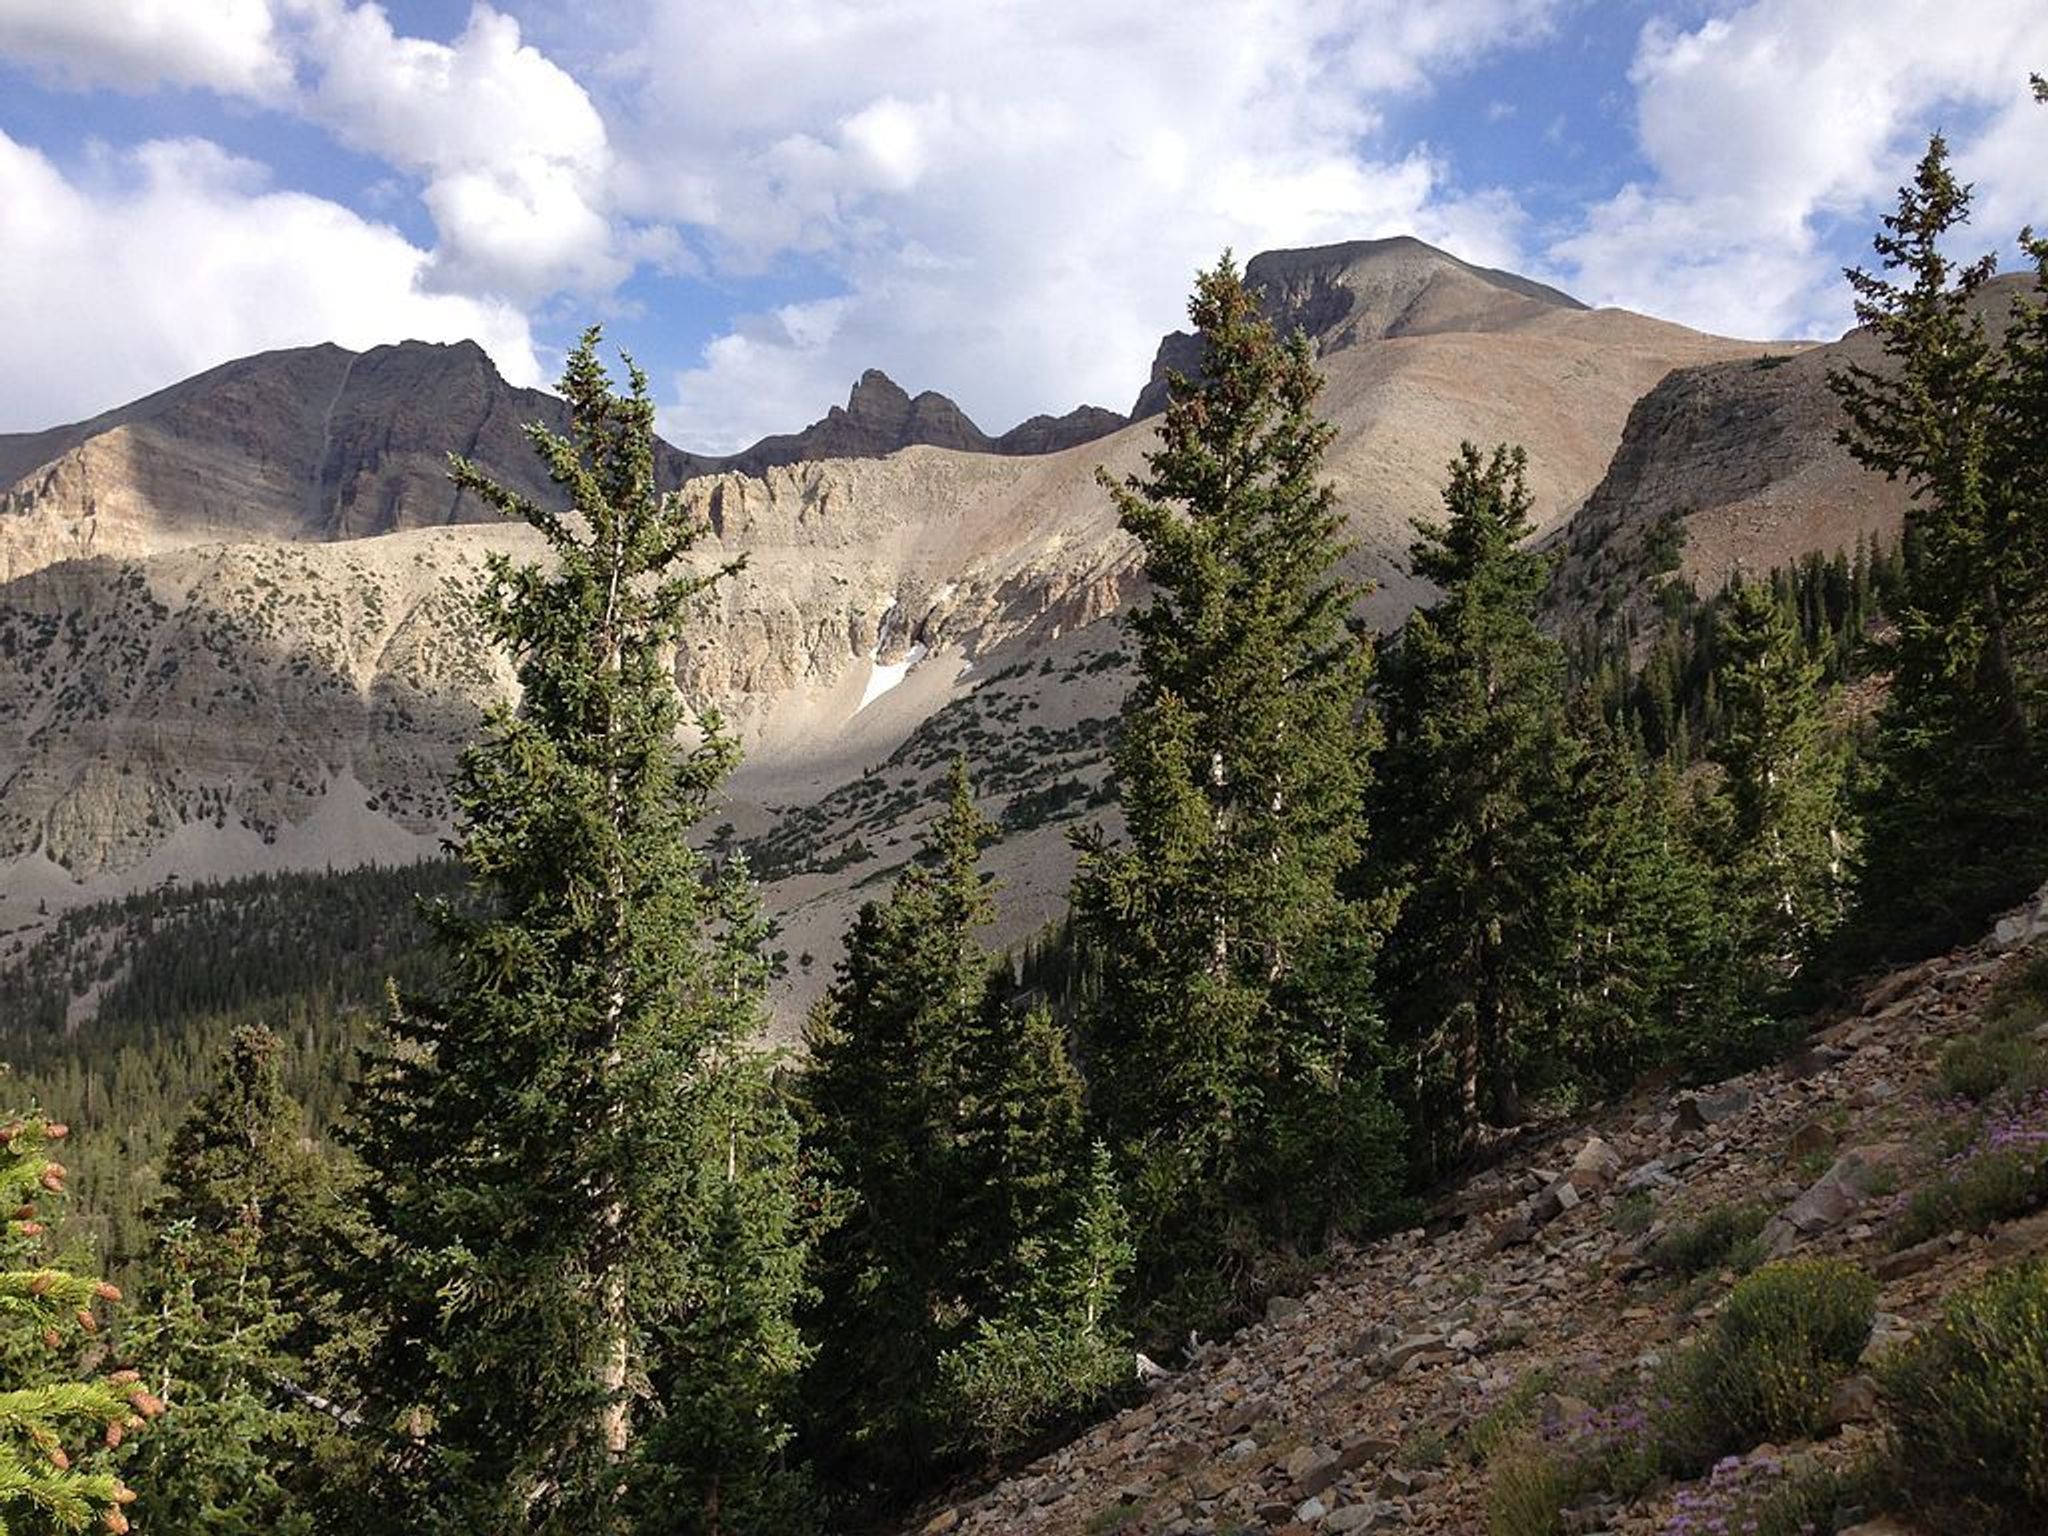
[0,121,2045,1534]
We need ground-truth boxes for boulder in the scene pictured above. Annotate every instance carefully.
[1762,1146,1900,1255]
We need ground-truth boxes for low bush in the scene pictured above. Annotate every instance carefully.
[1649,1202,1771,1279]
[1988,953,2048,1028]
[1891,1090,2048,1249]
[1661,1453,1861,1536]
[1485,1446,1581,1536]
[1881,1259,2048,1534]
[1659,1259,1876,1470]
[1938,1016,2042,1103]
[1466,1369,1558,1466]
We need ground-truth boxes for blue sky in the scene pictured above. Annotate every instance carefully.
[0,1,2043,451]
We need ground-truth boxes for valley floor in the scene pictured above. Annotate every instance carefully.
[911,897,2048,1536]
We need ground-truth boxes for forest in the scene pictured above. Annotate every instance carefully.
[0,127,2045,1535]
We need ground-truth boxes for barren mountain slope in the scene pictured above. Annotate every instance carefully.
[1545,271,2037,627]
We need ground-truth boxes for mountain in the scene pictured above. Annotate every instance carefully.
[1547,271,2037,628]
[1,234,1875,1025]
[0,345,1124,585]
[1131,235,1586,417]
[716,368,1126,474]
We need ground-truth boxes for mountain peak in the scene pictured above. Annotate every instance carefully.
[1132,235,1586,417]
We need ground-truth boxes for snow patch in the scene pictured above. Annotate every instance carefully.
[858,642,928,712]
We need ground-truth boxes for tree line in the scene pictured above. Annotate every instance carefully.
[0,113,2044,1535]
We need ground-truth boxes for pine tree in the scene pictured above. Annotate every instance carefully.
[343,330,813,1533]
[1830,130,2048,958]
[1551,707,1722,1090]
[1373,444,1572,1167]
[1073,254,1399,1327]
[1701,581,1852,994]
[0,1112,159,1534]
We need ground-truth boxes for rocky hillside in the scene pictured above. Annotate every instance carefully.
[0,234,1888,1022]
[915,890,2048,1536]
[1543,273,2035,630]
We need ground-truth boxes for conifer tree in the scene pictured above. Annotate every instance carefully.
[1552,708,1721,1089]
[803,762,1126,1503]
[1701,581,1851,993]
[120,1027,339,1535]
[1830,129,2048,957]
[344,330,813,1534]
[1073,254,1399,1326]
[0,1112,158,1534]
[800,760,1000,1498]
[1372,444,1572,1166]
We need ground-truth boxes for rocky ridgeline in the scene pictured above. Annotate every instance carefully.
[911,890,2048,1536]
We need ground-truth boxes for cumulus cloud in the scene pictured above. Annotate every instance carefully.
[0,0,292,96]
[0,131,540,431]
[286,0,627,301]
[604,0,1566,451]
[1549,0,2048,340]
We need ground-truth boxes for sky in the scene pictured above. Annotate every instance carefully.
[0,1,2043,452]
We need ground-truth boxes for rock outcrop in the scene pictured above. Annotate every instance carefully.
[1543,271,2039,628]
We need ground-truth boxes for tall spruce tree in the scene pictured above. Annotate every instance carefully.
[1830,129,2048,958]
[1073,254,1399,1327]
[344,331,813,1534]
[1551,707,1722,1090]
[802,762,1126,1507]
[1373,444,1572,1167]
[800,761,1002,1499]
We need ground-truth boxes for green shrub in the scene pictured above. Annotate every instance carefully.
[1649,1202,1771,1279]
[1939,1017,2042,1103]
[937,1314,1127,1461]
[1609,1190,1657,1238]
[1989,954,2048,1028]
[1396,1425,1450,1471]
[1661,1259,1877,1468]
[1466,1369,1558,1466]
[1882,1260,2048,1533]
[1485,1446,1577,1536]
[1891,1143,2048,1250]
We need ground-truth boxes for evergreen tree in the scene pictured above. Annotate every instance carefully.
[1551,708,1722,1090]
[1072,254,1399,1327]
[120,1027,342,1535]
[803,763,1127,1505]
[0,1112,159,1534]
[1701,581,1852,994]
[1830,130,2048,958]
[343,331,813,1534]
[799,761,1001,1499]
[1373,444,1573,1167]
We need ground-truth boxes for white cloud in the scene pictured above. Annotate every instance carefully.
[0,1,635,306]
[0,0,291,96]
[0,131,540,431]
[598,0,1567,452]
[286,1,627,301]
[1549,0,2048,340]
